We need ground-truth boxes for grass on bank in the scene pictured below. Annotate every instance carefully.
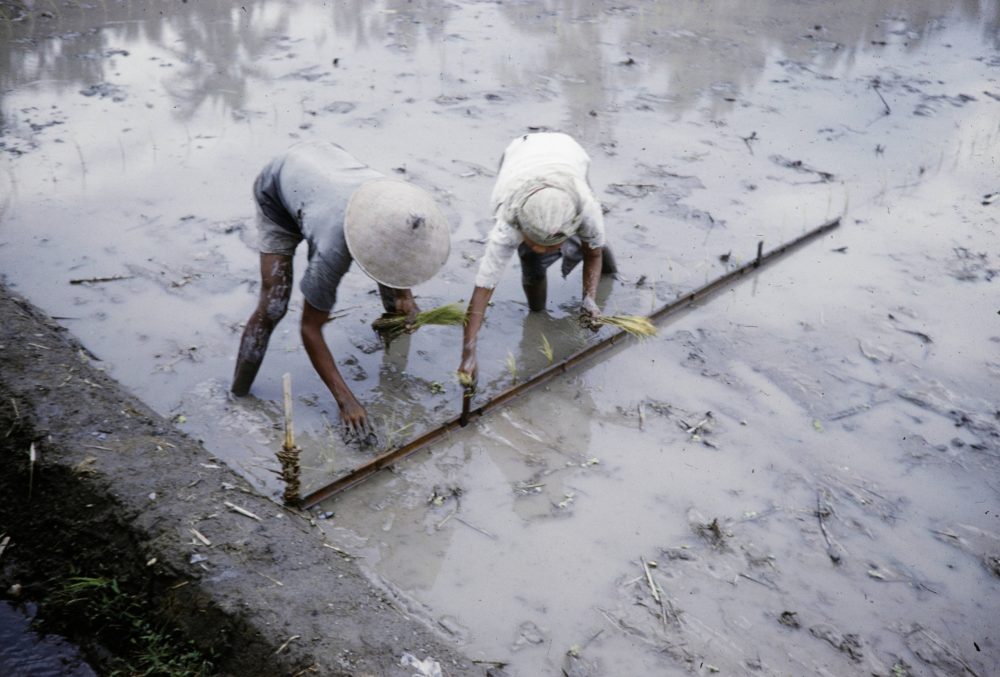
[54,574,216,677]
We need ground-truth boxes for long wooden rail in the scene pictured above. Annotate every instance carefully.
[300,217,841,508]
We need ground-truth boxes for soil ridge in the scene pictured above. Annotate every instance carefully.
[0,283,474,676]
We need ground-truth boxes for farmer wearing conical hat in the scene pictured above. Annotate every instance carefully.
[232,140,450,433]
[458,132,615,383]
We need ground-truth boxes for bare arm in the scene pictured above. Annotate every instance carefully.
[580,244,603,319]
[458,285,494,383]
[301,300,369,433]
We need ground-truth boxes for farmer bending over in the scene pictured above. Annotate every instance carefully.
[232,140,450,433]
[458,132,615,383]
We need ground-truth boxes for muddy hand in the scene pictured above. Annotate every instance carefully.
[458,353,478,389]
[396,296,421,334]
[339,397,371,438]
[580,296,601,332]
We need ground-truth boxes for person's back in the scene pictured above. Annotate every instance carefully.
[490,132,592,214]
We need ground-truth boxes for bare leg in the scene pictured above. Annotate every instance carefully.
[231,253,293,396]
[518,243,559,312]
[376,283,398,314]
[522,276,548,312]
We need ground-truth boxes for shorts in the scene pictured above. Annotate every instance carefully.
[518,236,618,284]
[255,207,302,256]
[518,242,563,284]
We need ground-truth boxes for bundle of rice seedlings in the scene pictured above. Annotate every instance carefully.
[457,371,476,388]
[593,314,658,338]
[372,302,467,339]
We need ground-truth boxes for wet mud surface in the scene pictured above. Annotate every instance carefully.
[2,0,999,675]
[0,288,476,676]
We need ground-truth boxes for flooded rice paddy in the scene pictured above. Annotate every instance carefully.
[1,0,998,674]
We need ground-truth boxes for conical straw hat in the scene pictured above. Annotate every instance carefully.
[344,178,451,288]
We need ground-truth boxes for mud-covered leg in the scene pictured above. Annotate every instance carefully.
[231,253,293,396]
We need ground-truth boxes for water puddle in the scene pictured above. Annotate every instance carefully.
[2,0,998,674]
[0,601,96,677]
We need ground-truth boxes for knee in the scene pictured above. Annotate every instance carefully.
[257,283,290,325]
[263,294,289,324]
[521,271,547,288]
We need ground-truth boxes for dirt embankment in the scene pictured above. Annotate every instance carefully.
[0,283,475,676]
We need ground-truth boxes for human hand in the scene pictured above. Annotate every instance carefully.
[394,293,420,333]
[580,296,601,332]
[458,351,478,388]
[338,395,371,437]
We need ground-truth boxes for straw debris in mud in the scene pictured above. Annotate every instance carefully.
[371,302,467,340]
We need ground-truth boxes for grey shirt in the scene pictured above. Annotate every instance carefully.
[253,141,384,312]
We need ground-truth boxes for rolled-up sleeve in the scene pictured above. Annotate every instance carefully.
[474,218,522,289]
[300,247,353,313]
[576,185,606,249]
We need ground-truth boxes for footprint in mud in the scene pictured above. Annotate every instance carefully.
[79,82,128,102]
[511,620,547,651]
[176,378,282,447]
[930,523,1000,578]
[913,93,977,117]
[945,247,998,283]
[808,624,866,663]
[902,624,985,676]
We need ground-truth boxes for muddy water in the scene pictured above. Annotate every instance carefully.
[2,1,999,675]
[0,601,97,676]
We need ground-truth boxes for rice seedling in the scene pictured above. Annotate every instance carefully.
[384,416,414,449]
[457,371,475,388]
[506,350,518,382]
[539,333,554,363]
[593,314,658,338]
[371,302,467,340]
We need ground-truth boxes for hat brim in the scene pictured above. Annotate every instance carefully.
[344,178,451,288]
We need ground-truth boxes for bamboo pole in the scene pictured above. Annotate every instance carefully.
[277,373,301,505]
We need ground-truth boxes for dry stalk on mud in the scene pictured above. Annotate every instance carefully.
[816,489,844,565]
[69,274,133,285]
[641,555,670,629]
[224,501,261,521]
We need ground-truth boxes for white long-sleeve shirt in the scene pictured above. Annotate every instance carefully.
[475,133,606,289]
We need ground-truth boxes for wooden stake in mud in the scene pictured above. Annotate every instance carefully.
[460,385,475,427]
[277,373,302,505]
